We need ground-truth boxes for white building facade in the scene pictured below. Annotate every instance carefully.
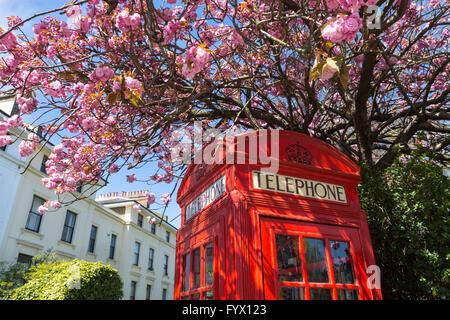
[0,126,177,300]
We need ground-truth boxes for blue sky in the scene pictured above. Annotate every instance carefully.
[1,0,182,228]
[0,0,69,29]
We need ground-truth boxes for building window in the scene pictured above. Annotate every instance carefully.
[40,155,48,174]
[182,253,190,292]
[109,234,117,260]
[133,242,140,266]
[150,223,156,234]
[148,248,154,271]
[17,253,33,269]
[193,248,201,289]
[146,284,152,300]
[166,231,170,243]
[25,195,45,233]
[61,210,77,243]
[137,214,143,227]
[162,288,167,300]
[163,255,169,276]
[204,242,214,286]
[88,225,97,253]
[1,145,7,151]
[181,242,214,300]
[76,183,82,194]
[130,281,137,300]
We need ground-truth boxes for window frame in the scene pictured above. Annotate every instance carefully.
[87,225,98,253]
[182,252,191,293]
[40,155,48,174]
[273,233,360,300]
[180,239,215,300]
[130,281,137,300]
[146,284,152,300]
[137,214,143,227]
[148,248,154,271]
[261,218,365,300]
[25,195,45,233]
[133,241,141,266]
[61,210,77,243]
[150,223,156,234]
[192,248,201,289]
[109,234,117,260]
[17,253,33,269]
[163,254,169,276]
[166,231,170,242]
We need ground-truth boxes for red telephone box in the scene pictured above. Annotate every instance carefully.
[174,130,382,300]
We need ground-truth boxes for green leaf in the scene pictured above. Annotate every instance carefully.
[338,64,351,90]
[310,60,326,81]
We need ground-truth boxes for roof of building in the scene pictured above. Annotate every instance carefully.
[96,190,178,231]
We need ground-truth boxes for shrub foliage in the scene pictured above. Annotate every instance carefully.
[359,154,449,299]
[8,259,123,300]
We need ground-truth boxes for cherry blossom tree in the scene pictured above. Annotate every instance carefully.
[0,0,448,212]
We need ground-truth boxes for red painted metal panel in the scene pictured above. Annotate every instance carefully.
[175,130,382,300]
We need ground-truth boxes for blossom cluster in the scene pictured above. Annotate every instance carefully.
[18,133,40,157]
[322,13,363,43]
[181,46,212,79]
[0,0,447,214]
[89,66,115,83]
[115,10,141,32]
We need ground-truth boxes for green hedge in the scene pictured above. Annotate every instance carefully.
[358,154,449,299]
[8,259,123,300]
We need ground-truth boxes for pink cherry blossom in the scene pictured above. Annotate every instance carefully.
[73,15,91,33]
[108,163,119,173]
[151,174,164,183]
[145,191,156,205]
[125,76,143,94]
[0,31,18,51]
[126,174,137,183]
[322,20,346,43]
[0,0,446,218]
[18,133,40,157]
[129,13,141,29]
[37,204,48,214]
[0,135,13,147]
[115,11,141,32]
[0,121,11,135]
[321,14,362,43]
[17,95,38,114]
[49,200,61,209]
[8,115,23,127]
[66,5,82,19]
[160,193,171,205]
[90,66,115,82]
[181,46,211,79]
[81,117,96,130]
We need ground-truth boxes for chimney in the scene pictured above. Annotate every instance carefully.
[124,190,150,207]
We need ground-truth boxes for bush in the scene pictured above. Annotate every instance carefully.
[0,250,56,299]
[0,262,28,299]
[358,154,450,299]
[7,259,123,300]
